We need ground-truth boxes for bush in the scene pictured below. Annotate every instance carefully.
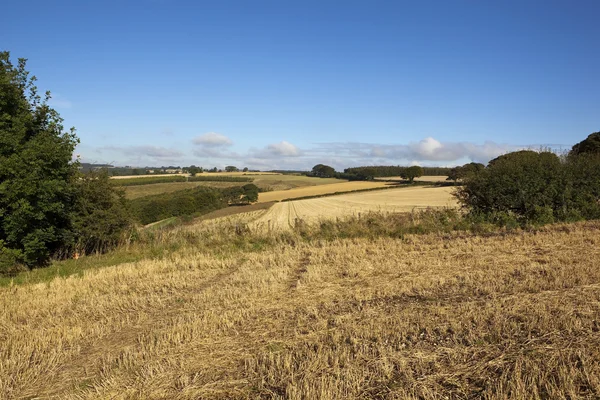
[456,151,564,224]
[71,170,134,255]
[130,186,228,225]
[0,242,27,277]
[456,147,600,226]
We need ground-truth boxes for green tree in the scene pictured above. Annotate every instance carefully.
[455,151,564,223]
[312,164,336,178]
[242,183,259,203]
[187,165,202,176]
[242,167,249,172]
[71,170,133,255]
[570,131,600,157]
[0,52,79,268]
[401,165,424,182]
[225,165,239,172]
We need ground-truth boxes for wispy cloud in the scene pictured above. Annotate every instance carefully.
[193,132,233,147]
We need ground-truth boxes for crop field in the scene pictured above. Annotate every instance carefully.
[120,174,347,200]
[253,186,457,230]
[253,175,343,192]
[258,181,393,202]
[1,220,600,399]
[123,181,245,199]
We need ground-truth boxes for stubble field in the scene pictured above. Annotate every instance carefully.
[1,220,599,399]
[253,186,457,230]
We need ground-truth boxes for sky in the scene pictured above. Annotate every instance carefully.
[2,0,599,170]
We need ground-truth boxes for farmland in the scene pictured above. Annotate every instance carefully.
[118,173,348,200]
[2,219,599,399]
[257,181,393,202]
[124,181,246,199]
[253,186,457,230]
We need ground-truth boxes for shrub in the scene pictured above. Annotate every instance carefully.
[130,186,228,225]
[71,170,134,255]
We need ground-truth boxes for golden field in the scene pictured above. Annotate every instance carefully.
[258,181,392,203]
[253,186,457,230]
[1,218,600,399]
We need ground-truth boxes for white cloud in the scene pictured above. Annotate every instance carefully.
[193,132,233,147]
[266,141,301,157]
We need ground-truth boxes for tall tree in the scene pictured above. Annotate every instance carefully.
[0,52,79,267]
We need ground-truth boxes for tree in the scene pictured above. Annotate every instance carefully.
[71,170,133,255]
[312,164,336,178]
[570,131,600,157]
[401,166,424,182]
[455,150,564,223]
[0,52,79,268]
[242,167,249,172]
[187,165,202,176]
[225,165,239,172]
[447,162,485,183]
[242,183,259,203]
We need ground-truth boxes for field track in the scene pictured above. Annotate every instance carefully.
[253,186,457,230]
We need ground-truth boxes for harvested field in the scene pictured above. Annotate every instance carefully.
[253,186,457,230]
[258,181,393,202]
[2,221,600,399]
[253,175,343,192]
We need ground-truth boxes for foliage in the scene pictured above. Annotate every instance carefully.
[344,165,451,179]
[570,131,600,157]
[456,147,600,225]
[71,170,133,255]
[447,162,485,182]
[225,165,239,172]
[111,175,187,186]
[0,52,79,267]
[311,164,336,178]
[130,186,228,225]
[401,166,424,182]
[186,165,202,176]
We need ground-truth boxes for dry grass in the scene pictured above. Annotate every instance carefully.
[1,219,600,399]
[124,181,245,199]
[253,175,343,192]
[253,186,457,230]
[258,181,393,202]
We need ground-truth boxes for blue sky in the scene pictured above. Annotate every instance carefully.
[2,0,598,170]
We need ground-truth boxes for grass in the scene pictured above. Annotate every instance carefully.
[124,181,245,199]
[1,216,600,399]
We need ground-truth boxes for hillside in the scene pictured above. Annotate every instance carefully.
[2,220,599,399]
